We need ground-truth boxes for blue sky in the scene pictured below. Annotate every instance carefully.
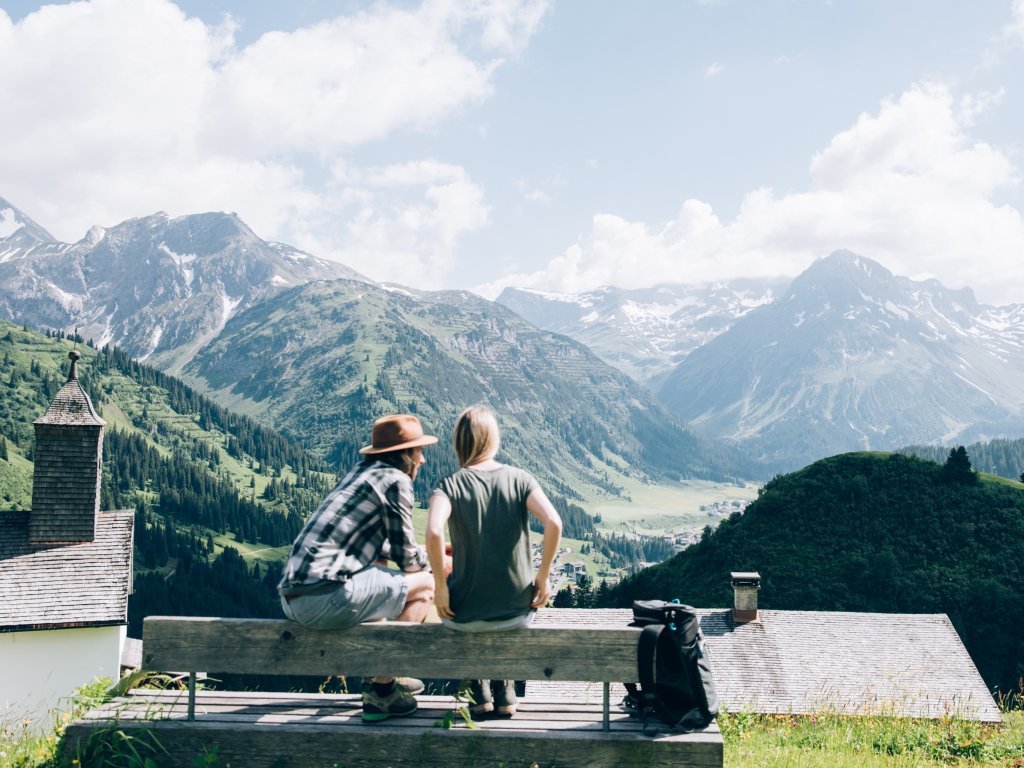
[2,0,1023,302]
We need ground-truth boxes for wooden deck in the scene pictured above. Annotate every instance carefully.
[63,689,723,768]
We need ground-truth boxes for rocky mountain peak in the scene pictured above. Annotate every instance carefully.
[657,251,1024,471]
[0,196,58,248]
[0,202,372,371]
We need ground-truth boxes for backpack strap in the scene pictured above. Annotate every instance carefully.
[637,624,661,698]
[636,623,664,734]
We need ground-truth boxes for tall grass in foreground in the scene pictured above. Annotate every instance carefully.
[720,708,1024,768]
[3,680,1024,767]
[0,678,112,768]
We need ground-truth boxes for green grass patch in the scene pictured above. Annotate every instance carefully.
[210,533,291,563]
[720,709,1024,767]
[0,447,32,511]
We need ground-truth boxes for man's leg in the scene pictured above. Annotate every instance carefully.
[394,570,435,622]
[371,571,435,686]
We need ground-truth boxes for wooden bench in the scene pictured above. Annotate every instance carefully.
[62,614,723,768]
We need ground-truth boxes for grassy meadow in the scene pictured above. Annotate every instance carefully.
[588,476,760,537]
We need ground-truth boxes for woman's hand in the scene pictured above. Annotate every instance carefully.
[530,574,551,608]
[435,583,455,620]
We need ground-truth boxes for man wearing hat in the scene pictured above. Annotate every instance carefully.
[278,414,443,721]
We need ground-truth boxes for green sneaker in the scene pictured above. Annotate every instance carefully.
[362,684,418,722]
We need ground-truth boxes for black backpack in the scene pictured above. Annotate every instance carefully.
[622,599,719,732]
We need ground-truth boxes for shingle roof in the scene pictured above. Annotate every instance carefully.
[34,379,105,427]
[530,607,1001,722]
[0,509,134,631]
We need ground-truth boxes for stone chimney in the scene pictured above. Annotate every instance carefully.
[30,350,106,545]
[731,571,761,623]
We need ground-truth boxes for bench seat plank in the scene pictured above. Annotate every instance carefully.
[143,616,642,682]
[64,691,723,768]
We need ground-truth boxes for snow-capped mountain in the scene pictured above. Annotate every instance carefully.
[0,197,370,372]
[657,250,1024,470]
[497,280,785,387]
[0,197,58,250]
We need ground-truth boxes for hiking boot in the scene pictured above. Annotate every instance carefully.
[467,679,493,716]
[490,680,517,718]
[361,684,418,722]
[396,677,425,695]
[361,676,425,695]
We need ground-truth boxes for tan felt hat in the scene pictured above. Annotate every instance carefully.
[359,414,438,455]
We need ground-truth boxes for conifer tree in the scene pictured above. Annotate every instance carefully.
[941,446,977,484]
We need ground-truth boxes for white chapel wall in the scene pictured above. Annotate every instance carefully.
[0,625,126,726]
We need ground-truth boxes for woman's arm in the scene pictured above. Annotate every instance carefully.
[426,492,455,620]
[526,487,562,608]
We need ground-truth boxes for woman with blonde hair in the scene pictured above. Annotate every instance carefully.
[426,405,562,717]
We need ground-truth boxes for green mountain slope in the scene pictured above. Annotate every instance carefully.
[608,451,1024,693]
[183,280,760,508]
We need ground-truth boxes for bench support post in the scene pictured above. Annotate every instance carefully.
[187,672,196,721]
[603,682,610,732]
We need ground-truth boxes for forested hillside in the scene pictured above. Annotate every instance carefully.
[0,322,335,634]
[900,438,1024,482]
[608,451,1024,694]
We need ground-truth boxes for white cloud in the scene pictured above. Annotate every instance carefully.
[343,160,490,286]
[704,62,723,78]
[0,0,547,284]
[1006,0,1024,44]
[483,83,1024,305]
[515,180,551,203]
[279,160,490,289]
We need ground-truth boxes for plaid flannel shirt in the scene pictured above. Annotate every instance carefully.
[278,459,428,589]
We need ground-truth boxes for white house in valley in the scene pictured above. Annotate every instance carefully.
[0,350,134,725]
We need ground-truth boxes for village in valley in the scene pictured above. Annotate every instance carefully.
[531,496,753,592]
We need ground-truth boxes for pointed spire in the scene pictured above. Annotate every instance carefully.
[35,349,104,427]
[67,349,81,382]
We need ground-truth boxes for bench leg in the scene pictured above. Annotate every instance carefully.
[603,682,609,732]
[188,672,196,721]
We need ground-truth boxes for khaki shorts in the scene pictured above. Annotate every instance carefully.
[280,565,409,629]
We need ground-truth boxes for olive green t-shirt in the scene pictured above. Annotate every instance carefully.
[433,465,539,623]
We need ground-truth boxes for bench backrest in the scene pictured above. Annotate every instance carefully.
[142,616,641,683]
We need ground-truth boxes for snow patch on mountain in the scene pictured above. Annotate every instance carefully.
[96,308,116,349]
[49,281,83,312]
[159,243,198,289]
[0,208,20,239]
[221,291,242,334]
[141,326,163,361]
